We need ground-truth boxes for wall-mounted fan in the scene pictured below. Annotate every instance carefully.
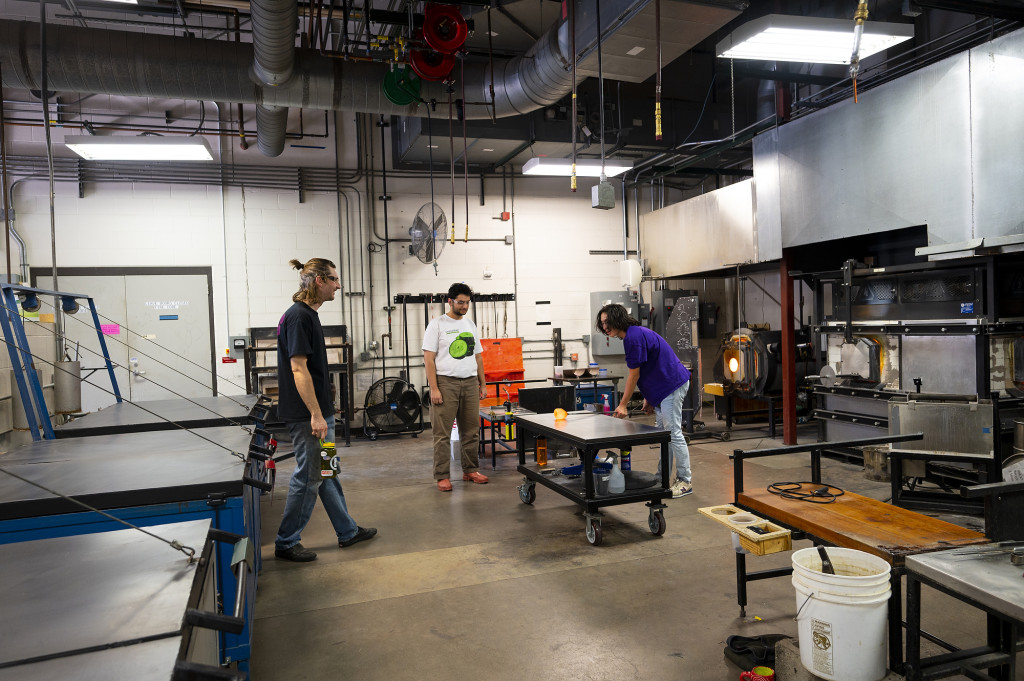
[408,202,447,264]
[363,377,423,440]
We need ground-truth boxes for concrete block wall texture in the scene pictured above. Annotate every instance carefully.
[0,171,643,416]
[0,65,677,414]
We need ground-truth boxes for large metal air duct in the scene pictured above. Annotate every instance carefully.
[250,0,297,156]
[0,2,646,153]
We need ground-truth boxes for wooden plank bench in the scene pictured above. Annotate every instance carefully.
[730,432,990,674]
[737,487,987,564]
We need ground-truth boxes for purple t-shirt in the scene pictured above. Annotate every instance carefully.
[623,325,690,407]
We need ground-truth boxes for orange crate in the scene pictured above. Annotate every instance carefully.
[481,338,524,406]
[481,338,523,372]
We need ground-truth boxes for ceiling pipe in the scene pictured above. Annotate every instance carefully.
[250,0,296,156]
[0,1,647,147]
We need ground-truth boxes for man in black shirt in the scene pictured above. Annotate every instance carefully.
[274,257,376,562]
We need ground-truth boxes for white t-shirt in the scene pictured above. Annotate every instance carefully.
[422,314,484,378]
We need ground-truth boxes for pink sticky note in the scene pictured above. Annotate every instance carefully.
[101,324,120,335]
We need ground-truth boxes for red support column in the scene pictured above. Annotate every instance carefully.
[780,253,797,444]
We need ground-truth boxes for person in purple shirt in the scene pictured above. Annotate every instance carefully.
[597,303,693,498]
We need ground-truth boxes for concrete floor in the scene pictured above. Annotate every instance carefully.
[250,416,1011,681]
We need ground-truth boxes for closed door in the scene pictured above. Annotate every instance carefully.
[59,272,215,411]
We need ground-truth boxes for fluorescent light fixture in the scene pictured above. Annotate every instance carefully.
[65,135,214,161]
[96,0,138,4]
[716,14,913,65]
[522,157,633,178]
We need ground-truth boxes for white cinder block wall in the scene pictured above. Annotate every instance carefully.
[2,111,667,421]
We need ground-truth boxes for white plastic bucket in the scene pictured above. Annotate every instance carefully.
[791,547,892,681]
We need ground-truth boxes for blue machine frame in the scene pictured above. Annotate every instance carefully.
[0,427,272,675]
[0,283,121,440]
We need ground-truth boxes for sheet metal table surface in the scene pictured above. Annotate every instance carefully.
[514,411,671,545]
[0,426,257,517]
[905,545,1024,681]
[0,426,263,672]
[53,394,262,438]
[0,519,232,681]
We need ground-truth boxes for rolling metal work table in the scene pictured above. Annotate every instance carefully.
[0,519,246,681]
[53,394,268,438]
[514,411,671,545]
[905,544,1024,681]
[0,426,269,674]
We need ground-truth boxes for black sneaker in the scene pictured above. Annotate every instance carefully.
[339,526,378,548]
[275,543,317,562]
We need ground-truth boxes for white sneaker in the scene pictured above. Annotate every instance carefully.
[671,480,693,498]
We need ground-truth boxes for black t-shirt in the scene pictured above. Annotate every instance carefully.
[276,302,332,422]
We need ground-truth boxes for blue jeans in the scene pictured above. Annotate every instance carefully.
[654,381,692,484]
[275,417,359,550]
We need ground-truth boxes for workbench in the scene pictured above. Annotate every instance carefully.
[905,544,1024,681]
[0,426,268,673]
[53,394,267,438]
[514,411,671,545]
[730,433,989,673]
[0,519,244,681]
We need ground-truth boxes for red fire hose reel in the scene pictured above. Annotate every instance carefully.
[409,46,456,81]
[408,4,466,81]
[422,3,468,54]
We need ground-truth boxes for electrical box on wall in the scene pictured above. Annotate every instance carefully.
[592,181,614,210]
[698,302,718,339]
[228,335,248,360]
[590,290,638,356]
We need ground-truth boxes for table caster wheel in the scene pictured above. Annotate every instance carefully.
[648,509,666,536]
[721,431,731,441]
[586,518,603,545]
[518,482,536,505]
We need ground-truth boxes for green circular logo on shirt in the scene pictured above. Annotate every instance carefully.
[449,332,475,359]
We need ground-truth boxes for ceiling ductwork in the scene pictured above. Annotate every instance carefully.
[250,0,298,156]
[0,2,644,156]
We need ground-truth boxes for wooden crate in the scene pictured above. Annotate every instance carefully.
[698,504,792,556]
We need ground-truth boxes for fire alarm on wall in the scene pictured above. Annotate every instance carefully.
[501,211,510,221]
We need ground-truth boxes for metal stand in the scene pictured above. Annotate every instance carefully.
[0,284,120,440]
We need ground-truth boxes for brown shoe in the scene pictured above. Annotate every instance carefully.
[463,472,489,484]
[437,479,452,492]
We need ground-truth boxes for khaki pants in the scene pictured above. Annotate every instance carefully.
[431,375,481,480]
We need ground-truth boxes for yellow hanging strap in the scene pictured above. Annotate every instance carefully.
[464,222,468,242]
[571,163,577,192]
[655,102,662,141]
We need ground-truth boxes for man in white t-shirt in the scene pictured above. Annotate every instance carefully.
[423,283,489,492]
